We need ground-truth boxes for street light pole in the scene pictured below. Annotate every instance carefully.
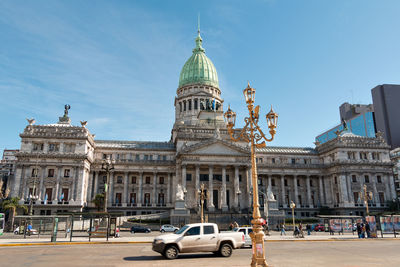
[101,156,114,213]
[225,82,278,267]
[290,201,296,234]
[363,184,372,216]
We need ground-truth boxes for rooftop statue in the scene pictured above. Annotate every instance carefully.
[267,186,275,201]
[64,104,71,117]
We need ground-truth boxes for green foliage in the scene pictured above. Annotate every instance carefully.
[385,199,400,212]
[2,197,28,230]
[93,194,104,211]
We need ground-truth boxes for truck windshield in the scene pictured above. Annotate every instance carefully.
[175,225,189,234]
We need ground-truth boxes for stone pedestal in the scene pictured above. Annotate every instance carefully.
[170,199,190,226]
[265,199,285,229]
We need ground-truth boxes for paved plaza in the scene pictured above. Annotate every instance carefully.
[0,239,399,267]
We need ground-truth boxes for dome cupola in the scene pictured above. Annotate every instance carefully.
[178,31,219,88]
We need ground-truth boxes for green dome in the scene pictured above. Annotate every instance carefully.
[179,33,219,88]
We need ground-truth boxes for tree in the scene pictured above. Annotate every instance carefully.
[2,197,28,231]
[93,194,104,211]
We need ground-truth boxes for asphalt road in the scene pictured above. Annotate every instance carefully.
[0,240,398,267]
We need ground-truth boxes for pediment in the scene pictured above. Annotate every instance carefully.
[180,139,249,157]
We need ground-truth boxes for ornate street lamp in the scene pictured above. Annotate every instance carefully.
[197,183,208,223]
[101,156,114,212]
[224,82,278,267]
[290,201,296,234]
[362,185,373,216]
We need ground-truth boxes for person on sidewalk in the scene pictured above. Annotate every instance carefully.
[27,224,33,236]
[356,223,362,238]
[280,224,286,236]
[306,224,311,236]
[365,222,371,238]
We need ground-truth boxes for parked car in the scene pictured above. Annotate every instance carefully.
[14,226,38,235]
[160,224,179,233]
[232,226,253,247]
[130,225,151,234]
[152,223,245,260]
[313,224,325,232]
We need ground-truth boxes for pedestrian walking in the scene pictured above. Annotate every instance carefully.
[280,224,286,236]
[357,223,362,238]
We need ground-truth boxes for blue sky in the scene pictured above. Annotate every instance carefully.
[1,0,400,153]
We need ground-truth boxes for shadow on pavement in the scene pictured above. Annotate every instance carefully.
[123,253,219,261]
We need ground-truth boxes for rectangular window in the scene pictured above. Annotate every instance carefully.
[144,155,148,160]
[49,143,59,152]
[186,174,192,181]
[48,169,54,177]
[179,102,182,112]
[378,192,385,203]
[213,174,222,181]
[184,101,186,111]
[159,177,164,184]
[117,176,123,184]
[284,179,288,186]
[130,193,136,204]
[354,192,359,203]
[310,180,313,187]
[297,179,300,187]
[131,176,137,184]
[226,175,229,182]
[162,155,167,161]
[291,158,296,164]
[45,188,53,201]
[149,155,153,160]
[352,175,357,183]
[203,225,214,235]
[364,175,369,183]
[188,100,192,110]
[239,175,242,182]
[271,179,275,186]
[271,158,275,164]
[33,143,44,151]
[145,177,150,184]
[144,193,151,204]
[115,193,122,204]
[200,174,209,181]
[64,169,70,178]
[194,99,198,109]
[377,176,382,183]
[158,193,165,204]
[62,188,69,201]
[334,176,337,184]
[31,168,38,177]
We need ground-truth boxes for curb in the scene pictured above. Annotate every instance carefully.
[0,238,398,247]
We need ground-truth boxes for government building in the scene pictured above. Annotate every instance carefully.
[9,31,397,219]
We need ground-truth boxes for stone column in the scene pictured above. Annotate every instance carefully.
[138,172,143,207]
[221,166,228,211]
[372,174,379,207]
[109,172,114,205]
[123,172,129,204]
[39,167,45,200]
[70,167,77,201]
[306,176,313,207]
[12,166,23,198]
[208,165,214,211]
[167,173,171,205]
[86,170,93,202]
[338,174,349,205]
[246,167,252,208]
[195,165,200,192]
[346,173,354,205]
[234,166,240,209]
[281,176,286,207]
[93,171,99,197]
[182,165,187,190]
[54,167,62,201]
[294,176,299,207]
[153,172,157,206]
[389,174,397,199]
[318,176,324,205]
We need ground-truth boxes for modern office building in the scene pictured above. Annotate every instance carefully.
[372,84,400,149]
[315,103,375,145]
[8,31,396,219]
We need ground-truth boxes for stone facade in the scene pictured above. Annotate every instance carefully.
[8,32,397,218]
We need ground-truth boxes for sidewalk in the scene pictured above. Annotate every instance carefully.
[0,231,397,246]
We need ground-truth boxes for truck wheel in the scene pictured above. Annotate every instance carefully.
[164,245,179,260]
[219,243,233,257]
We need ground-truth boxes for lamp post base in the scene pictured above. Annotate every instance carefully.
[250,219,268,267]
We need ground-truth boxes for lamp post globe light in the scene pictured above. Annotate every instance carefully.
[224,82,278,267]
[290,201,296,234]
[101,156,114,213]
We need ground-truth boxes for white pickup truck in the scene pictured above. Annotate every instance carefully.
[152,223,245,259]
